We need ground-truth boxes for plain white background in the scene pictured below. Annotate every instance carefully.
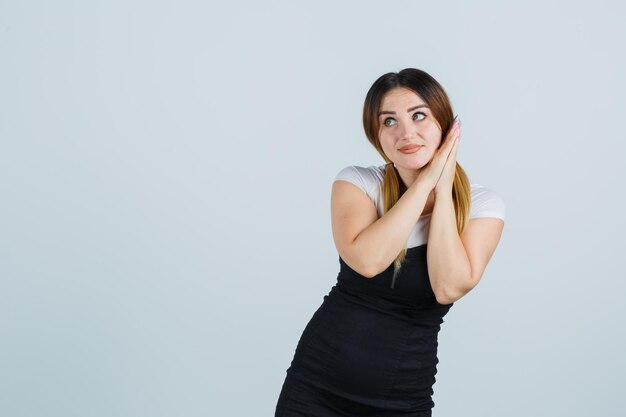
[1,1,625,416]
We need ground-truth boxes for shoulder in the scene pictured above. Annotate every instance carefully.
[333,164,385,195]
[469,183,506,221]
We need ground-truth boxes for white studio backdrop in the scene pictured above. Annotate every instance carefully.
[1,1,625,416]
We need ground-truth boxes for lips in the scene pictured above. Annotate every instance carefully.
[399,144,421,151]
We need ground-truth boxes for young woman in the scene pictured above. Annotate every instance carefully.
[275,68,505,416]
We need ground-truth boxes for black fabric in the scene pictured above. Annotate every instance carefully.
[275,244,454,416]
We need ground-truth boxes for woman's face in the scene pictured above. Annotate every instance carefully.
[377,87,443,171]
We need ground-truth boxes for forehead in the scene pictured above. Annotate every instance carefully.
[380,87,426,108]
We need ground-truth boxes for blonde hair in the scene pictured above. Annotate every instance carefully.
[362,69,472,275]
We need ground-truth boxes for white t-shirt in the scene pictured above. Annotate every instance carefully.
[334,164,505,248]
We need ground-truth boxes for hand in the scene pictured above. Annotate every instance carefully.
[415,116,461,191]
[434,117,461,195]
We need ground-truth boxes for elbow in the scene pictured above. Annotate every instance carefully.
[435,288,462,305]
[435,290,455,305]
[360,262,384,279]
[340,240,385,279]
[352,252,387,278]
[361,255,394,278]
[346,257,382,279]
[435,279,474,305]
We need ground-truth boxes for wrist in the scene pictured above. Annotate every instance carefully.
[434,185,453,198]
[409,178,434,197]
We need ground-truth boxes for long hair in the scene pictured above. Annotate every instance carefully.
[362,68,471,275]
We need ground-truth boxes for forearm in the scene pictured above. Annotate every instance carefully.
[426,191,472,304]
[354,180,431,277]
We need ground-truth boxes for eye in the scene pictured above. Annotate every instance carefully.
[383,112,426,127]
[383,117,397,127]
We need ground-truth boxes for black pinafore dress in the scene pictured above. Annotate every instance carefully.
[275,243,454,417]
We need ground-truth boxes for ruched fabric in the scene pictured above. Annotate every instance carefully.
[275,244,454,416]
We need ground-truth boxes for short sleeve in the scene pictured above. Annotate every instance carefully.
[469,184,506,221]
[333,165,381,208]
[334,166,369,195]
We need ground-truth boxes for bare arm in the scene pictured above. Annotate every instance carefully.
[332,119,459,279]
[331,179,432,278]
[427,192,505,304]
[426,192,472,304]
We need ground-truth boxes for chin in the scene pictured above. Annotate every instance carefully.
[397,157,428,170]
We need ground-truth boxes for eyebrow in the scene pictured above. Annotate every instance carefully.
[378,104,429,117]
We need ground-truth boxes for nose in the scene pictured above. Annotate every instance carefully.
[397,120,417,140]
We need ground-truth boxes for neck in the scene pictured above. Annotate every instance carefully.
[395,165,436,211]
[396,165,419,189]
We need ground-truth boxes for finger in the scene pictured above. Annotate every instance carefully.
[442,127,459,156]
[447,123,461,143]
[451,123,462,145]
[438,125,459,154]
[435,138,457,178]
[447,119,461,139]
[445,135,459,163]
[450,134,460,159]
[435,125,460,167]
[442,135,460,168]
[436,147,456,186]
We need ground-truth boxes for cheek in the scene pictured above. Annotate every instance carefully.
[379,135,394,151]
[429,131,443,149]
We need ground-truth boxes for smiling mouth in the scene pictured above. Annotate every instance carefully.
[399,145,422,153]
